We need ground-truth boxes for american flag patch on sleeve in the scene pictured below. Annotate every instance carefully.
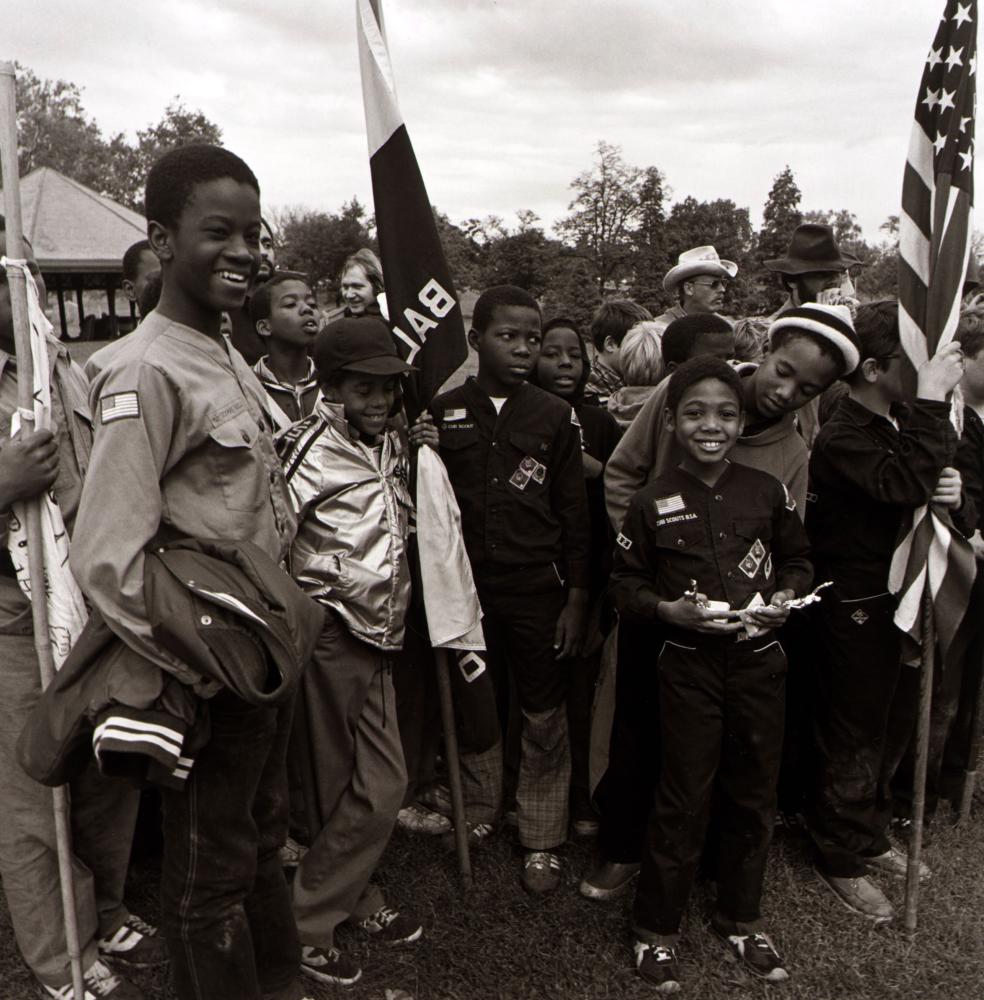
[100,391,140,424]
[654,493,686,516]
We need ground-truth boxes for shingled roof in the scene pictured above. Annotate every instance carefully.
[2,167,146,274]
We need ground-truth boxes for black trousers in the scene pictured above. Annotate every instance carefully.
[808,591,918,877]
[595,619,662,863]
[633,634,787,936]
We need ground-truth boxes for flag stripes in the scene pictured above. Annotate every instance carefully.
[892,0,978,667]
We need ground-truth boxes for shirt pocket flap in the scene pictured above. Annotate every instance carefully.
[509,430,550,456]
[208,415,256,450]
[734,518,773,542]
[654,523,705,550]
[440,427,479,450]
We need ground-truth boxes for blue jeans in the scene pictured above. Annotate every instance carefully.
[160,689,301,1000]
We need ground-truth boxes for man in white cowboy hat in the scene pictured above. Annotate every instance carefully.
[764,223,859,322]
[654,246,738,331]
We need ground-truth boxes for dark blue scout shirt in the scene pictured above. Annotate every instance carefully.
[610,461,812,620]
[431,378,591,588]
[806,396,964,598]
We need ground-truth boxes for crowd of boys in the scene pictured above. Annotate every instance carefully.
[0,142,981,1000]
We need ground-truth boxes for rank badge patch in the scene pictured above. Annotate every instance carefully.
[738,538,766,579]
[616,532,633,550]
[509,469,529,490]
[655,493,686,516]
[100,391,140,424]
[851,609,869,625]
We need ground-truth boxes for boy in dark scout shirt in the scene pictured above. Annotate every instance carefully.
[72,146,307,1000]
[431,285,590,894]
[611,357,812,991]
[806,301,967,926]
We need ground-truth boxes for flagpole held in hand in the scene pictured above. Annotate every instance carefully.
[0,61,86,1000]
[903,593,935,936]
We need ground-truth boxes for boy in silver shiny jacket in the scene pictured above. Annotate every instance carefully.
[278,316,438,988]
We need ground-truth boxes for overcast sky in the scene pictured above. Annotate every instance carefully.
[6,0,980,242]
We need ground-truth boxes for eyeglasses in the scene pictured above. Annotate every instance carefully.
[689,279,728,291]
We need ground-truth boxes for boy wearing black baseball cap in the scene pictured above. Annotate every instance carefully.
[278,315,437,986]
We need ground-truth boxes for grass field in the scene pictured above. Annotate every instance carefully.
[2,806,983,999]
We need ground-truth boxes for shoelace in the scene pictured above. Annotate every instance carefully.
[636,942,676,966]
[364,905,400,930]
[123,914,157,937]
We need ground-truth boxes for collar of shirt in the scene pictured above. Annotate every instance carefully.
[254,355,318,391]
[836,394,912,429]
[460,376,529,419]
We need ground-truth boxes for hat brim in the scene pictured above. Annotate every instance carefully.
[338,356,414,375]
[663,259,738,292]
[764,257,852,275]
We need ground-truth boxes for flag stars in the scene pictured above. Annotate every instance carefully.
[959,147,974,170]
[923,87,941,110]
[939,88,957,112]
[934,131,949,154]
[945,45,964,71]
[972,52,978,75]
[953,2,973,27]
[928,46,944,69]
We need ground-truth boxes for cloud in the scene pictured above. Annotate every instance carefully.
[4,0,977,241]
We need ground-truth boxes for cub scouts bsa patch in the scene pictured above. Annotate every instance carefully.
[520,456,538,474]
[100,391,140,424]
[616,532,633,550]
[654,493,686,516]
[851,608,869,625]
[531,462,546,484]
[509,469,530,490]
[750,538,766,563]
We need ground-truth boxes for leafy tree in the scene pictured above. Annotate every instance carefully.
[276,198,376,294]
[433,209,483,291]
[802,208,869,264]
[856,216,900,302]
[14,63,109,189]
[555,141,644,294]
[628,166,670,311]
[757,166,802,264]
[479,212,561,297]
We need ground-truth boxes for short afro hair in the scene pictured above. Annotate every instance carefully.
[472,285,540,334]
[122,240,154,283]
[666,356,744,415]
[588,299,652,352]
[249,271,312,326]
[145,144,259,229]
[661,314,733,367]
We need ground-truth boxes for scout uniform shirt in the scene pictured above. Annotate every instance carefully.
[611,461,812,622]
[0,341,91,633]
[431,378,590,588]
[71,311,296,683]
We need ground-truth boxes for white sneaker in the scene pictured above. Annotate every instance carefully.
[397,803,452,834]
[40,958,142,999]
[866,846,931,881]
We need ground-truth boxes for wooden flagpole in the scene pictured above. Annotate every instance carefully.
[436,649,473,890]
[903,592,935,935]
[0,60,86,1000]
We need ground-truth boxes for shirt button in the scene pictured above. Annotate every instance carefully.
[491,477,499,485]
[241,431,251,444]
[676,538,685,548]
[719,531,726,540]
[714,494,723,502]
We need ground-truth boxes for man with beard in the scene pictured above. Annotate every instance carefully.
[764,223,858,321]
[228,215,279,364]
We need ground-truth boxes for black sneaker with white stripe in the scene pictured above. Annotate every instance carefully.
[712,919,789,982]
[97,914,168,968]
[633,939,681,993]
[39,958,143,999]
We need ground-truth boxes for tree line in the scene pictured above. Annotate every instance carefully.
[17,66,904,327]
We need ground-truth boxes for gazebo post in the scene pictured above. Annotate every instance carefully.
[55,280,68,340]
[74,279,84,338]
[106,280,116,338]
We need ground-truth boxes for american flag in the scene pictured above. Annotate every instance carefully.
[891,0,978,668]
[356,0,467,419]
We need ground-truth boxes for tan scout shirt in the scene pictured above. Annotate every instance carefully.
[0,341,92,633]
[71,312,296,685]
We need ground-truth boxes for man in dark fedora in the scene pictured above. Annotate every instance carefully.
[765,223,858,321]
